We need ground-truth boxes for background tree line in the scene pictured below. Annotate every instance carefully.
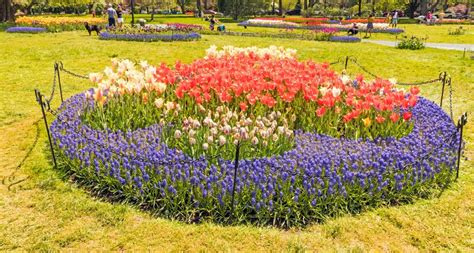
[1,0,471,22]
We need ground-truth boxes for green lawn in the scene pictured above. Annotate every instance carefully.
[0,27,473,251]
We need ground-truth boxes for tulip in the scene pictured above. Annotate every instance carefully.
[390,113,400,123]
[316,107,326,117]
[403,111,412,121]
[174,130,182,139]
[362,117,372,127]
[218,135,226,146]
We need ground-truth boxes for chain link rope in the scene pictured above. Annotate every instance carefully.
[58,61,89,79]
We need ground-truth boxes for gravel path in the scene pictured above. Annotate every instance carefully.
[363,39,474,51]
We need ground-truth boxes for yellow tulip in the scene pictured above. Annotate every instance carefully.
[362,117,372,127]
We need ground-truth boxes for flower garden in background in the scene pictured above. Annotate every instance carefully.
[99,24,202,42]
[239,17,405,34]
[50,46,459,226]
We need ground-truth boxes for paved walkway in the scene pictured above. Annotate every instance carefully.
[363,39,474,51]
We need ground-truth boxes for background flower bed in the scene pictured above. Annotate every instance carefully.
[6,26,46,33]
[15,16,105,32]
[50,47,458,227]
[99,24,202,42]
[239,20,404,34]
[201,29,359,42]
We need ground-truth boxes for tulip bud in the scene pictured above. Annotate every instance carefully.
[272,134,279,142]
[219,135,226,146]
[202,143,209,150]
[207,135,214,144]
[251,136,259,145]
[174,130,182,139]
[154,98,164,109]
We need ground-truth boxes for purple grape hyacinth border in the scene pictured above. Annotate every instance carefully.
[6,26,47,33]
[50,92,458,226]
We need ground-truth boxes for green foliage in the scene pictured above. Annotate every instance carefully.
[448,26,466,36]
[397,35,426,50]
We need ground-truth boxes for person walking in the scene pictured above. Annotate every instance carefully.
[385,12,391,25]
[391,11,398,28]
[366,14,374,37]
[117,5,124,28]
[106,3,117,28]
[209,15,216,31]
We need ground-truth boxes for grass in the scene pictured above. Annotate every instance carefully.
[0,24,473,251]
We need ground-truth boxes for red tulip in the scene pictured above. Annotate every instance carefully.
[316,107,326,117]
[403,111,412,121]
[390,113,400,123]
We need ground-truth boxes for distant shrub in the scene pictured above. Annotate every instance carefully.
[397,35,426,50]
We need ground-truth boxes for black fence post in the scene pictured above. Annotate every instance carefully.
[55,62,64,103]
[35,89,57,169]
[440,72,447,107]
[344,56,349,70]
[456,112,468,180]
[230,141,240,219]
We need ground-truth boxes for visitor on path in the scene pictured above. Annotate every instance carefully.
[209,15,216,31]
[366,14,374,37]
[117,5,124,28]
[391,11,399,28]
[385,12,391,25]
[106,3,117,28]
[347,23,358,36]
[426,11,433,25]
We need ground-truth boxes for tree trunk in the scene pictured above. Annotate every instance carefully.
[204,0,208,10]
[429,0,442,12]
[1,0,14,22]
[278,0,282,16]
[407,0,420,18]
[358,0,362,16]
[420,0,428,15]
[467,0,471,15]
[232,0,239,20]
[177,0,186,14]
[131,0,135,24]
[196,0,202,17]
[272,0,275,14]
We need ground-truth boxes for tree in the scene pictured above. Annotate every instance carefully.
[278,0,282,15]
[1,0,14,21]
[196,0,201,16]
[358,0,362,15]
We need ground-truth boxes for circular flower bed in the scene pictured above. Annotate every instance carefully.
[51,46,458,226]
[99,24,202,42]
[6,26,47,33]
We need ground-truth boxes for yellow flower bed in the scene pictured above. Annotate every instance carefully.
[15,16,106,31]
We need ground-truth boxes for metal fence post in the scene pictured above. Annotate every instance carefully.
[35,89,57,169]
[456,112,468,180]
[440,71,447,107]
[230,142,240,219]
[344,56,349,70]
[55,62,64,103]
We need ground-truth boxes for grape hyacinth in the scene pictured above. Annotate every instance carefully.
[51,93,458,226]
[6,26,47,33]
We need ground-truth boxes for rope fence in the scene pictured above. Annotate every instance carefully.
[16,58,468,206]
